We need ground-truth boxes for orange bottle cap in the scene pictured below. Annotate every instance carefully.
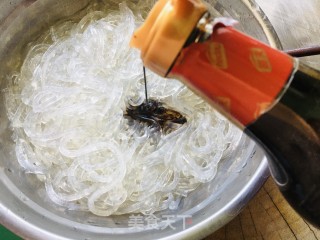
[130,0,207,76]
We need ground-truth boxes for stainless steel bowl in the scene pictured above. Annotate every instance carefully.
[0,0,276,239]
[256,0,320,70]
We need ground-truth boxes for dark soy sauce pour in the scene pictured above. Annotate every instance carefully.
[124,99,187,134]
[124,66,187,134]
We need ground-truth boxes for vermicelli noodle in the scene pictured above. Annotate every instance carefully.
[5,1,253,216]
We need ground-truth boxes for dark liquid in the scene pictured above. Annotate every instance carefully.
[124,99,187,134]
[246,64,320,226]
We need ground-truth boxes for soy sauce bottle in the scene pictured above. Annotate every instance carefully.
[130,0,320,226]
[246,64,320,226]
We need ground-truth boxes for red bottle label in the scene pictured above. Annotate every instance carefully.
[170,25,294,126]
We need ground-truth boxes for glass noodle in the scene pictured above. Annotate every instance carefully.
[5,1,252,216]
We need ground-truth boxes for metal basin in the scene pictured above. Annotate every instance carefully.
[0,0,276,239]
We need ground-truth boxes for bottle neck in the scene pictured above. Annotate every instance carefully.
[169,24,295,126]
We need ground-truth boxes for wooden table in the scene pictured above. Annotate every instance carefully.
[206,177,320,240]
